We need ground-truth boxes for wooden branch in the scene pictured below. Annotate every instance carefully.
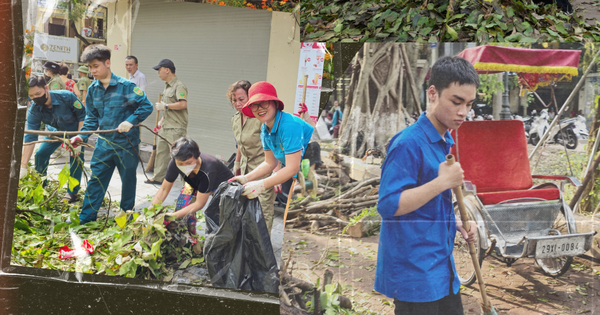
[336,177,380,200]
[570,151,600,209]
[280,287,293,306]
[16,209,52,223]
[282,273,315,292]
[298,213,349,225]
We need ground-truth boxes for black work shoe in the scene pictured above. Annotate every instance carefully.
[62,193,79,204]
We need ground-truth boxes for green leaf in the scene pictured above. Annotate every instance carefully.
[14,218,33,233]
[547,28,559,37]
[191,257,204,265]
[446,25,458,40]
[417,16,428,26]
[58,164,69,189]
[114,210,127,229]
[53,222,69,232]
[555,23,567,34]
[68,177,79,192]
[507,7,515,18]
[33,185,44,205]
[151,239,163,260]
[334,23,344,33]
[320,31,336,41]
[179,258,191,269]
[69,211,80,226]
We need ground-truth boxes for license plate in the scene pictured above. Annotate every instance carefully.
[535,236,586,259]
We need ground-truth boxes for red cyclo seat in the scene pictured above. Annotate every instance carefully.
[450,121,561,205]
[477,188,560,205]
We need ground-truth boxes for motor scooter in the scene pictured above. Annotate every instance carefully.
[529,109,578,149]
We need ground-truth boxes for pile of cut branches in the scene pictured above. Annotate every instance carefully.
[302,0,600,42]
[12,167,204,282]
[287,150,381,237]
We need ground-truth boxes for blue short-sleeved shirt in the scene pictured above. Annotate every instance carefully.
[24,90,86,143]
[374,112,460,303]
[260,110,314,166]
[79,72,153,149]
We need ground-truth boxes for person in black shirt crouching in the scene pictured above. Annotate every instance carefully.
[151,137,233,221]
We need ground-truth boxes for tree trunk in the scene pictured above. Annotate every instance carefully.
[338,43,415,158]
[70,20,91,46]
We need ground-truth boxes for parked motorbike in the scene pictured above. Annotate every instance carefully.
[573,115,589,139]
[529,109,578,149]
[514,114,533,140]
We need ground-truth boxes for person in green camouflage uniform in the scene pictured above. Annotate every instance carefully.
[43,61,65,91]
[77,66,92,106]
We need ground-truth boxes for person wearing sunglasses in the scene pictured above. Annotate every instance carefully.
[229,81,313,202]
[20,76,86,203]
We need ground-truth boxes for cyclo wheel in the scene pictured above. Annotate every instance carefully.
[453,202,484,286]
[535,207,574,277]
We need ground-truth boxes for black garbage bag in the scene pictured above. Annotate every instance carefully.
[203,181,279,293]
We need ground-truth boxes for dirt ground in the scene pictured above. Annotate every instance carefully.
[573,0,600,23]
[282,142,600,314]
[283,226,600,315]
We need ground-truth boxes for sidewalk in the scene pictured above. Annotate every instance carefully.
[39,144,284,269]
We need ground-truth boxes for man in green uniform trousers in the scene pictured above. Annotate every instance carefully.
[43,61,66,91]
[69,44,153,224]
[77,66,92,107]
[145,59,188,185]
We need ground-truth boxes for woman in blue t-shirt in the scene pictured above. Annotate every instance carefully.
[229,81,314,199]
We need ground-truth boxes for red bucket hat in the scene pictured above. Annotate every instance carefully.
[242,81,284,118]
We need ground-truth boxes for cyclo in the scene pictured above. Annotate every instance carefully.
[450,120,596,285]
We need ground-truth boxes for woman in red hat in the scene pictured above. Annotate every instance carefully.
[227,80,277,234]
[229,81,314,199]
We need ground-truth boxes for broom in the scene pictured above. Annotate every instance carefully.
[145,93,162,172]
[447,154,498,315]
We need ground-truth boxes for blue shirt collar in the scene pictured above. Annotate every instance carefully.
[266,110,283,135]
[417,112,454,146]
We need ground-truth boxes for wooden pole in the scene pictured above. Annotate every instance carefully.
[447,154,494,314]
[301,74,308,119]
[145,94,162,172]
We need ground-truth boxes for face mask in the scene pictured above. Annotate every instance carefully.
[177,163,196,176]
[33,91,48,106]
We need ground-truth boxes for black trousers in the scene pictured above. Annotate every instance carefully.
[393,290,464,315]
[394,260,464,315]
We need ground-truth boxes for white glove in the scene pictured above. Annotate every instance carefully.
[19,168,27,179]
[118,121,133,133]
[155,102,167,111]
[242,180,265,199]
[228,175,248,185]
[69,136,83,148]
[233,161,240,175]
[65,136,83,156]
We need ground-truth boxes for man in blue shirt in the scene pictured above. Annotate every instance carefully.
[375,56,479,315]
[69,44,153,225]
[20,76,86,203]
